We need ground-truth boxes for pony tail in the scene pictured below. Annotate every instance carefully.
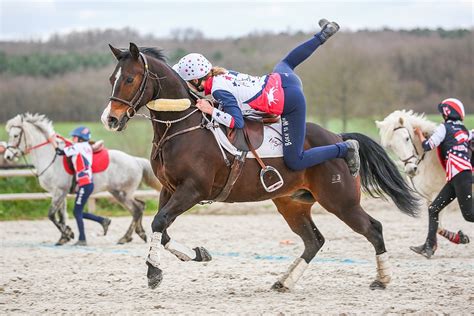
[210,66,227,77]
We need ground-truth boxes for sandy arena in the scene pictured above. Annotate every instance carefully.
[1,198,473,314]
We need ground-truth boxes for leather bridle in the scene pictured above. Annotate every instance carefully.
[393,126,425,166]
[108,52,163,119]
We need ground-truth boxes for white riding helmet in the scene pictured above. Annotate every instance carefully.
[172,53,212,81]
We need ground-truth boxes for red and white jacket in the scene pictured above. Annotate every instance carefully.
[64,142,93,186]
[204,70,285,128]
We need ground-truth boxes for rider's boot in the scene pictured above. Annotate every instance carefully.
[316,19,340,43]
[344,140,360,177]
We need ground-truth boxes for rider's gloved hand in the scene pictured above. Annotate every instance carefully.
[55,148,65,156]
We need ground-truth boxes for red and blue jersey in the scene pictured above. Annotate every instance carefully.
[64,142,93,186]
[204,70,285,128]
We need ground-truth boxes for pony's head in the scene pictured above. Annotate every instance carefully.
[376,110,436,177]
[4,113,54,160]
[101,43,167,131]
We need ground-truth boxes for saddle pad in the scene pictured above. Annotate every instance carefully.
[63,148,110,175]
[212,121,283,158]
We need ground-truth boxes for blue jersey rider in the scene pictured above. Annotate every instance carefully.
[411,98,473,258]
[172,19,360,176]
[54,126,111,246]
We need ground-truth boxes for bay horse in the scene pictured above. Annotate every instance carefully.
[101,43,419,291]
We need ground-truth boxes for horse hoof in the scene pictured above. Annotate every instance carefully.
[370,280,386,290]
[138,233,147,243]
[55,236,71,246]
[271,281,290,292]
[147,262,163,289]
[458,231,470,244]
[193,247,212,262]
[117,236,133,244]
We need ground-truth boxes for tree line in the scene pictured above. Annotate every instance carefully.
[0,28,472,127]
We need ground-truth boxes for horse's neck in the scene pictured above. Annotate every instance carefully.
[24,125,62,176]
[149,60,201,138]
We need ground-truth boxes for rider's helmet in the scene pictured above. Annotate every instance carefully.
[438,98,465,121]
[172,53,212,81]
[70,126,91,141]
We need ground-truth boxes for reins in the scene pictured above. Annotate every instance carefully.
[7,124,59,177]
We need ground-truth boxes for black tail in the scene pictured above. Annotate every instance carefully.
[341,132,420,217]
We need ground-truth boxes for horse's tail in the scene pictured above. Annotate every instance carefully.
[137,158,162,191]
[341,132,420,217]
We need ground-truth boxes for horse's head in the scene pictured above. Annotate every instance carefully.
[4,115,26,161]
[101,43,157,131]
[376,113,422,177]
[4,113,55,161]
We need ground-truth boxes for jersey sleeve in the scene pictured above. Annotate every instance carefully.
[212,90,244,129]
[63,144,79,157]
[422,124,446,151]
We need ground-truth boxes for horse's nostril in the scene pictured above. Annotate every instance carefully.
[108,116,119,128]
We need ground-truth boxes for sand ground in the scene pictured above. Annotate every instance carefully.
[1,198,473,315]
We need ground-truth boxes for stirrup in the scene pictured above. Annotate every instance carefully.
[260,166,284,192]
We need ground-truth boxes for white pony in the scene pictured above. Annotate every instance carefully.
[376,110,469,244]
[4,113,162,245]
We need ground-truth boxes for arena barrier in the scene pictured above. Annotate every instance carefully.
[0,169,159,212]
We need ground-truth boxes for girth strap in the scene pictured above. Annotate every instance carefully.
[214,151,247,202]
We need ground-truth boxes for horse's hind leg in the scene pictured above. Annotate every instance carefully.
[133,199,147,242]
[321,198,391,290]
[110,190,143,244]
[271,197,324,292]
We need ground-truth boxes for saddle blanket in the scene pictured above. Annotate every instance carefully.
[63,148,110,175]
[212,121,283,158]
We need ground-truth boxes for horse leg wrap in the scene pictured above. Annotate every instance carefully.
[277,258,308,290]
[146,232,162,268]
[164,240,196,261]
[375,253,392,284]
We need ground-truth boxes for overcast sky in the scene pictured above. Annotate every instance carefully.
[1,0,473,40]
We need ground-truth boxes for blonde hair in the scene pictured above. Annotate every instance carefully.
[210,66,227,77]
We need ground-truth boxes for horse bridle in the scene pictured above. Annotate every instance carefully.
[108,52,163,119]
[393,126,425,166]
[7,123,59,177]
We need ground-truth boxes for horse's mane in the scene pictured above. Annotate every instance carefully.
[6,113,55,137]
[376,110,438,147]
[121,47,168,63]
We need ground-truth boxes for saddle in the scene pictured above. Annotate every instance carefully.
[214,114,283,202]
[226,114,280,151]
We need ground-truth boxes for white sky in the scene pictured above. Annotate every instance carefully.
[0,0,473,40]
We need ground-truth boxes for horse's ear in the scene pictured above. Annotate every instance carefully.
[109,44,122,60]
[375,120,383,129]
[398,117,404,126]
[129,43,140,60]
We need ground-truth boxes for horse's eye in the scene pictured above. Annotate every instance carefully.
[13,135,18,138]
[126,77,134,83]
[405,137,409,141]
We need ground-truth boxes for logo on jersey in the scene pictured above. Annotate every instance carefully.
[454,130,469,144]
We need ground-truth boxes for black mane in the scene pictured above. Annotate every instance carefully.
[123,47,167,63]
[140,47,167,62]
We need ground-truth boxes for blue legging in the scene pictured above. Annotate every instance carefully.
[273,34,348,171]
[74,183,105,241]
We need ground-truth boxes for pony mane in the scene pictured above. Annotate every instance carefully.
[376,110,437,147]
[6,113,55,136]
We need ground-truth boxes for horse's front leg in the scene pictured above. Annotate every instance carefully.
[48,190,74,245]
[146,186,209,289]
